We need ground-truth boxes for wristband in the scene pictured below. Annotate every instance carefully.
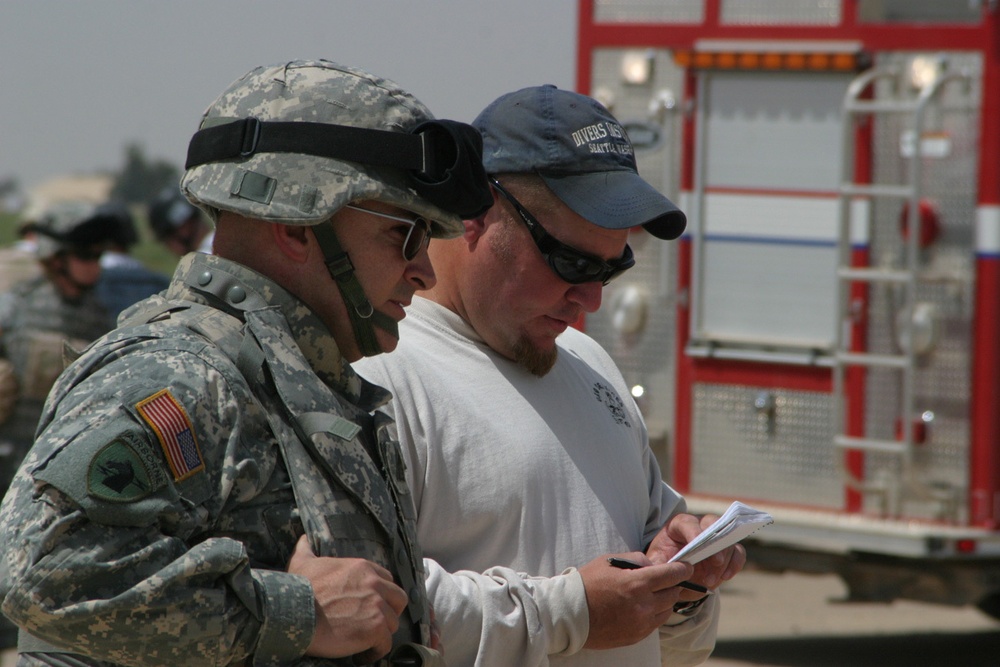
[672,595,708,616]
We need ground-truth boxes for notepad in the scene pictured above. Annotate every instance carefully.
[668,501,774,565]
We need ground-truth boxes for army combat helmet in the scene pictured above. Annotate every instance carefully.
[30,200,116,260]
[181,59,491,356]
[26,200,120,298]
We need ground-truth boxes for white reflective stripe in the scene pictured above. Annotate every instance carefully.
[703,192,838,243]
[679,189,695,237]
[975,205,1000,255]
[849,197,871,246]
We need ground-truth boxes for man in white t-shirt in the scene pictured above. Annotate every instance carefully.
[356,85,746,666]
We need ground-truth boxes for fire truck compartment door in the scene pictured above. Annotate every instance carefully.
[694,71,853,352]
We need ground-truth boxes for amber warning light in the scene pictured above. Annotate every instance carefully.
[674,41,870,72]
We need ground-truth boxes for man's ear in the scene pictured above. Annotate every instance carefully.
[462,210,494,245]
[462,216,481,243]
[270,222,311,263]
[465,185,505,244]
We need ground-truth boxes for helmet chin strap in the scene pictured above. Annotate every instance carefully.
[311,223,398,358]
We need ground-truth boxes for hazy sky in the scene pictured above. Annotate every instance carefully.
[0,1,577,192]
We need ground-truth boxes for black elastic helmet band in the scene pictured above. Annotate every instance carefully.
[185,117,492,219]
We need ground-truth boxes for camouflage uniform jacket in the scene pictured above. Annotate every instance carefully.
[0,252,432,667]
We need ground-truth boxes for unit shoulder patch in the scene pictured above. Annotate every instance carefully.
[87,432,169,503]
[135,388,205,481]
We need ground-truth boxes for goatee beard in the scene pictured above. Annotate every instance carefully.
[512,337,557,377]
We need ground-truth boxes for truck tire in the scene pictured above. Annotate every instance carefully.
[975,593,1000,621]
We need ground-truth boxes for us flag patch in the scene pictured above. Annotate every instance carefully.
[136,389,205,481]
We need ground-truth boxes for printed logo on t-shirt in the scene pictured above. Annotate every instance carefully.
[592,381,631,428]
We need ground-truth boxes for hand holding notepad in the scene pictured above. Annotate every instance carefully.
[668,501,774,565]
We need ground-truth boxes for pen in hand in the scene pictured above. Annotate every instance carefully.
[607,556,712,595]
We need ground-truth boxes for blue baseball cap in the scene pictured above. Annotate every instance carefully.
[473,84,686,240]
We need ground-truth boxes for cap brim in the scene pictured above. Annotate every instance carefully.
[540,171,686,240]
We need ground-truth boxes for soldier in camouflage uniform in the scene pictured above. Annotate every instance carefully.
[0,199,118,650]
[0,200,116,492]
[0,222,41,294]
[0,59,490,667]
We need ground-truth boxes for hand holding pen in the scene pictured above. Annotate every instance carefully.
[607,556,712,595]
[577,551,695,649]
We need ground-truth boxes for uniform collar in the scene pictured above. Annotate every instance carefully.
[172,252,391,409]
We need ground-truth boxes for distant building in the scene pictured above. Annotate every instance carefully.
[23,174,114,218]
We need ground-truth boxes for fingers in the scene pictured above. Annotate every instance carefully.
[646,513,714,564]
[726,544,748,578]
[290,535,401,588]
[580,553,694,649]
[632,561,695,593]
[623,556,710,604]
[688,542,748,591]
[289,534,316,567]
[287,543,408,660]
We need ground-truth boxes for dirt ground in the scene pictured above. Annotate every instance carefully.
[704,567,1000,666]
[2,568,994,666]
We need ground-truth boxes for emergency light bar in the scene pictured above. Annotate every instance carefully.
[674,40,870,72]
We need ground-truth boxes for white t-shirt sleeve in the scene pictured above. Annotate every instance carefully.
[425,558,590,667]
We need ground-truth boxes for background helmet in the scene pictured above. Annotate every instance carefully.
[180,59,465,237]
[148,188,200,240]
[93,201,139,250]
[31,200,116,259]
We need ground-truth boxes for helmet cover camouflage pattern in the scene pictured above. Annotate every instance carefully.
[181,59,463,237]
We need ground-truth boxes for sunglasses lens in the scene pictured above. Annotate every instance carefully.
[604,246,636,283]
[549,249,602,284]
[548,245,635,284]
[402,219,430,261]
[491,178,636,284]
[604,265,629,283]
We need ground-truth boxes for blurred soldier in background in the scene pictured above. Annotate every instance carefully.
[93,201,170,321]
[147,187,214,256]
[0,219,42,294]
[0,199,117,651]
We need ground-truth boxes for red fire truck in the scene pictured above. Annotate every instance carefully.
[578,0,1000,615]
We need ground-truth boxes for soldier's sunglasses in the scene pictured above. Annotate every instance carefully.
[489,178,634,285]
[344,204,432,261]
